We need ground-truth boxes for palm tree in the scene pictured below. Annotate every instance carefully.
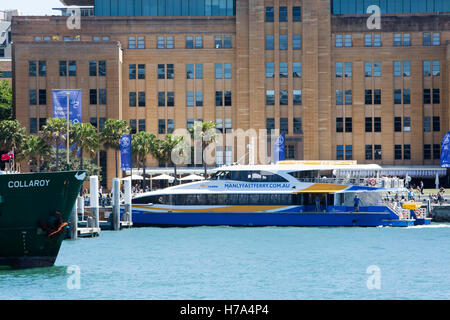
[41,118,68,171]
[70,122,99,170]
[188,121,217,177]
[20,135,51,172]
[99,119,130,178]
[131,131,157,188]
[157,134,185,184]
[0,120,26,171]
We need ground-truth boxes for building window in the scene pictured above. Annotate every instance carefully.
[166,64,174,79]
[266,62,274,78]
[167,92,174,107]
[280,118,288,135]
[423,89,431,104]
[345,90,352,105]
[423,61,431,77]
[279,34,288,50]
[215,91,223,106]
[38,89,46,105]
[423,33,431,46]
[336,90,343,105]
[158,64,165,79]
[374,90,381,105]
[433,116,440,132]
[29,61,36,77]
[432,61,440,76]
[266,35,274,50]
[215,36,222,49]
[138,64,145,79]
[195,36,203,49]
[394,61,401,77]
[129,64,136,79]
[293,118,302,134]
[404,145,411,160]
[364,34,372,47]
[433,89,440,104]
[266,118,275,133]
[89,61,97,77]
[365,90,372,105]
[293,90,302,105]
[403,89,411,105]
[99,60,107,76]
[345,145,352,160]
[424,117,431,132]
[279,6,288,22]
[130,119,137,134]
[158,120,166,134]
[129,92,136,107]
[293,7,301,22]
[215,64,223,79]
[336,62,343,78]
[395,145,402,160]
[68,61,76,76]
[394,117,402,132]
[403,33,411,46]
[157,36,165,49]
[29,118,37,134]
[432,33,440,46]
[394,89,402,104]
[279,62,288,78]
[293,34,301,50]
[167,119,174,134]
[196,91,204,106]
[280,90,289,106]
[137,36,145,49]
[345,117,352,132]
[186,36,193,49]
[266,90,275,106]
[336,145,344,160]
[403,61,410,77]
[336,118,343,133]
[365,145,373,160]
[39,118,46,131]
[99,89,107,105]
[195,64,203,79]
[128,36,136,49]
[224,36,232,48]
[265,7,274,22]
[89,89,97,105]
[99,118,106,132]
[138,92,145,107]
[373,62,381,77]
[186,64,194,79]
[374,118,381,132]
[38,61,46,77]
[286,145,295,159]
[224,64,232,79]
[344,62,352,78]
[224,91,232,106]
[60,61,68,77]
[166,36,174,49]
[187,91,194,106]
[403,117,411,132]
[293,62,302,78]
[364,62,372,77]
[374,145,382,160]
[344,34,352,47]
[336,35,343,47]
[394,33,402,46]
[29,90,37,105]
[365,117,372,132]
[138,119,146,132]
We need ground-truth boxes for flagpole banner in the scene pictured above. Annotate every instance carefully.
[120,134,132,171]
[441,131,450,167]
[273,133,285,164]
[52,89,82,124]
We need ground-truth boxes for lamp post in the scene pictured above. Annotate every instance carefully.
[66,92,70,169]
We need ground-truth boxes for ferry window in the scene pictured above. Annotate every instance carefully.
[196,194,207,205]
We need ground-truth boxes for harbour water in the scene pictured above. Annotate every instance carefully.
[1,224,450,300]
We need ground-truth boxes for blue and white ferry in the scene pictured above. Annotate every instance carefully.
[130,161,431,227]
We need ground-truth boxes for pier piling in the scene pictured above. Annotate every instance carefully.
[77,196,84,221]
[70,199,78,240]
[112,178,120,231]
[90,176,100,229]
[124,178,132,225]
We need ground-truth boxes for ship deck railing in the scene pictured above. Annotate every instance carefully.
[296,177,405,188]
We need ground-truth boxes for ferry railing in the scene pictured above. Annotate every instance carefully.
[296,177,404,188]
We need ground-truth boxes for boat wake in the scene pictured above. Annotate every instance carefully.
[405,223,450,229]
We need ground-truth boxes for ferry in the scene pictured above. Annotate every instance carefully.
[130,161,431,228]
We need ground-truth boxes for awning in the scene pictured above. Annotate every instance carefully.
[180,174,205,181]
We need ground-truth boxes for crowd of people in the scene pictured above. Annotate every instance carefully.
[383,181,446,205]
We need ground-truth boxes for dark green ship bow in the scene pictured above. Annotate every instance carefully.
[0,171,86,269]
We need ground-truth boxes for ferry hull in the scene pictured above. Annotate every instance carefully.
[132,210,407,227]
[0,171,85,269]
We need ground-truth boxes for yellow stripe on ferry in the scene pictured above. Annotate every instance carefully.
[295,184,349,193]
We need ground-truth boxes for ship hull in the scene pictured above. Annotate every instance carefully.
[0,171,85,269]
[131,206,413,227]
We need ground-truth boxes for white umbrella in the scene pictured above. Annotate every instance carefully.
[180,174,205,181]
[122,175,143,181]
[152,174,175,182]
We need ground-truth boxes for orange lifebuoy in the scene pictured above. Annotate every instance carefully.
[368,178,376,187]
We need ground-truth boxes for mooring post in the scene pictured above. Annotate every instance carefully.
[70,199,78,240]
[77,196,84,221]
[112,178,120,230]
[90,176,100,229]
[124,178,132,225]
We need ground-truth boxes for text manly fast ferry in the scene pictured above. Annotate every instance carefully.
[129,161,430,227]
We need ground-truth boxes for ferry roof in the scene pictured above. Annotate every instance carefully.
[212,162,383,173]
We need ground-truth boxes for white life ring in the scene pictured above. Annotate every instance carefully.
[368,178,377,187]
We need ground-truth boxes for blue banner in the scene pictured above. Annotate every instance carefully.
[273,133,285,163]
[120,134,132,171]
[441,131,450,167]
[52,90,82,124]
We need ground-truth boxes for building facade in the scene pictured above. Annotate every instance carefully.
[11,0,450,187]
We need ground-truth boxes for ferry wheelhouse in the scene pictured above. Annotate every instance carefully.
[130,161,430,227]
